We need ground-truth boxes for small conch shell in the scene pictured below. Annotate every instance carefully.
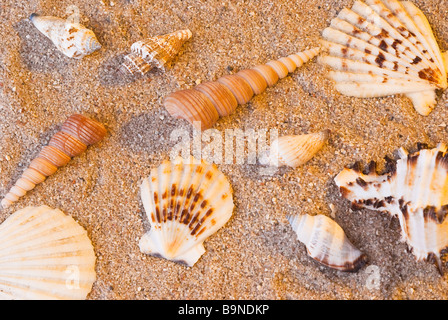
[260,130,330,167]
[287,213,367,272]
[319,0,448,115]
[1,114,107,209]
[119,29,192,77]
[139,156,234,266]
[30,13,101,59]
[163,48,320,131]
[0,205,96,300]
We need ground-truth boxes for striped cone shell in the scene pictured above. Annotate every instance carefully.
[163,47,320,130]
[1,115,106,209]
[139,156,234,267]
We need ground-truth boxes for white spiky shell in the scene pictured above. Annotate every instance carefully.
[0,206,96,299]
[139,156,234,267]
[334,143,448,273]
[260,130,330,168]
[287,214,367,272]
[320,0,448,116]
[30,13,101,59]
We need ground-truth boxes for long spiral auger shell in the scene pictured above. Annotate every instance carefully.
[334,143,448,274]
[139,156,234,267]
[319,0,448,116]
[0,205,96,300]
[288,213,367,272]
[163,47,320,131]
[1,114,107,209]
[119,29,192,78]
[30,13,101,59]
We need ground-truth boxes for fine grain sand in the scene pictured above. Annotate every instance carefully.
[1,0,448,300]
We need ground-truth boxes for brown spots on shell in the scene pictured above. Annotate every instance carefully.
[205,171,213,180]
[418,67,437,83]
[339,186,351,198]
[411,56,422,65]
[375,52,386,68]
[356,177,368,188]
[391,39,402,49]
[365,48,371,54]
[378,40,388,52]
[68,27,78,34]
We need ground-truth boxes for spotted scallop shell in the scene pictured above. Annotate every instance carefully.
[164,48,320,131]
[320,0,448,115]
[260,130,330,168]
[0,205,96,300]
[1,114,107,209]
[139,156,234,267]
[288,214,367,272]
[334,143,448,273]
[30,13,101,59]
[119,29,192,77]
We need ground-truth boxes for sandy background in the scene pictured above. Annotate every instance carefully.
[0,0,448,300]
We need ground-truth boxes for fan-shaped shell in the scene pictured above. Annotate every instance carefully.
[30,13,101,59]
[119,29,192,77]
[334,143,448,273]
[320,0,448,115]
[288,214,367,272]
[0,205,96,300]
[139,156,234,267]
[163,48,320,130]
[260,130,330,168]
[1,114,106,209]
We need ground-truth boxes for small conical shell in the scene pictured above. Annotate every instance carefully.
[29,13,101,59]
[119,29,192,77]
[139,156,234,266]
[288,213,367,272]
[0,205,96,300]
[1,114,106,209]
[260,130,330,168]
[163,47,320,130]
[319,0,447,115]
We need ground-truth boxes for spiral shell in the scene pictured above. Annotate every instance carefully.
[139,156,234,266]
[334,143,448,274]
[1,115,107,209]
[319,0,448,116]
[119,29,192,77]
[288,213,367,272]
[163,47,320,130]
[30,13,101,59]
[260,130,330,168]
[0,205,96,300]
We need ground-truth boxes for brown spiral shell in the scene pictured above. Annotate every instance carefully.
[1,114,107,209]
[163,47,320,130]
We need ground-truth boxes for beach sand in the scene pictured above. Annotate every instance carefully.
[0,0,447,299]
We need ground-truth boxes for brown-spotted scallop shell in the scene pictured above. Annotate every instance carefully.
[1,114,107,209]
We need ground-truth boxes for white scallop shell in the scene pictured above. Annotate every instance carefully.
[139,156,234,267]
[320,0,448,115]
[260,130,329,168]
[334,143,448,273]
[288,214,367,272]
[30,14,101,59]
[0,205,96,299]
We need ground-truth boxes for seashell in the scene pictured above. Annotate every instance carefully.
[139,156,234,266]
[1,115,106,209]
[163,47,320,130]
[334,143,448,274]
[119,29,192,77]
[319,0,448,116]
[29,13,101,59]
[260,130,330,168]
[287,213,367,272]
[0,205,96,299]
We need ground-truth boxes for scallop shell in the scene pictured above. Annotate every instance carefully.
[288,214,367,272]
[30,13,101,59]
[139,156,234,266]
[1,114,106,209]
[260,130,330,168]
[0,205,96,300]
[119,29,192,77]
[319,0,448,116]
[334,143,448,273]
[163,47,320,130]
